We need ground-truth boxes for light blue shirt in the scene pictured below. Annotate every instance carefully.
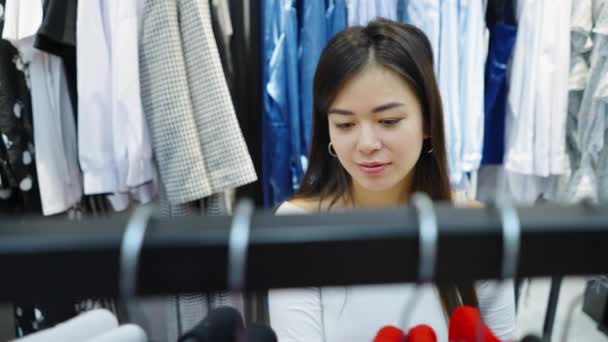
[347,0,399,26]
[405,0,440,75]
[438,0,462,185]
[405,0,487,187]
[459,0,487,173]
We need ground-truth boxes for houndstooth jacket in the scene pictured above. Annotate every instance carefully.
[139,0,256,206]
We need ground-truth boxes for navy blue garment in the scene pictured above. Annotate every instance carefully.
[481,2,517,165]
[262,0,302,207]
[261,0,276,207]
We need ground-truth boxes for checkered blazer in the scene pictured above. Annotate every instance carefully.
[139,0,256,205]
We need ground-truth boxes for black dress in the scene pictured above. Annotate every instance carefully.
[0,0,42,215]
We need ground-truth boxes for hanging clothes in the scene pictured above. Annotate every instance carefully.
[476,0,518,203]
[0,0,42,215]
[404,0,440,75]
[438,0,463,185]
[544,0,608,203]
[262,0,301,207]
[299,0,326,157]
[140,0,256,208]
[346,0,399,26]
[504,0,572,177]
[230,0,264,206]
[262,0,346,208]
[34,0,78,119]
[481,0,517,165]
[458,0,488,174]
[404,0,477,187]
[571,0,608,201]
[406,0,468,187]
[139,0,257,337]
[327,0,347,39]
[77,0,157,212]
[209,0,264,206]
[2,0,82,216]
[210,0,235,94]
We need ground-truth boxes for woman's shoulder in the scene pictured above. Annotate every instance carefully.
[451,190,484,208]
[463,199,484,208]
[275,198,320,215]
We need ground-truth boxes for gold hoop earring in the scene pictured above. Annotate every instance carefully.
[328,142,337,157]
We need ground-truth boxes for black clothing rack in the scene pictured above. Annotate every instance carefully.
[0,202,607,303]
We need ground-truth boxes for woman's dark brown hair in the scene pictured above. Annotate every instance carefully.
[293,19,476,315]
[294,19,451,207]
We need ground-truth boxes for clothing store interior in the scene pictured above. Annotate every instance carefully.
[1,0,607,341]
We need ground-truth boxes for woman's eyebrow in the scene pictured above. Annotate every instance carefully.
[371,101,404,113]
[328,102,405,115]
[328,108,354,115]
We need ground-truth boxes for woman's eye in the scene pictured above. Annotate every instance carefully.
[335,122,355,129]
[379,118,402,126]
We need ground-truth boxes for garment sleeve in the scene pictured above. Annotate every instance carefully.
[77,0,117,194]
[268,287,325,342]
[114,0,155,189]
[476,280,516,341]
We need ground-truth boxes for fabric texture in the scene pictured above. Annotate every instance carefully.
[544,0,608,204]
[504,0,572,177]
[0,0,42,215]
[228,0,264,206]
[404,0,440,75]
[346,0,399,26]
[3,0,82,216]
[481,21,517,165]
[438,0,462,184]
[458,0,488,173]
[210,0,235,94]
[139,0,256,206]
[34,0,78,116]
[140,0,255,332]
[77,0,157,212]
[262,0,302,207]
[327,0,347,39]
[299,0,326,157]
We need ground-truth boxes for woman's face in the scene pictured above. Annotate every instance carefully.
[328,65,425,194]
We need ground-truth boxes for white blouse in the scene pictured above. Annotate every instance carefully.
[269,202,516,342]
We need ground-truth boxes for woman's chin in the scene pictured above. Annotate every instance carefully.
[354,179,399,193]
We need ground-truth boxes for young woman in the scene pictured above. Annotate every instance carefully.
[268,19,516,341]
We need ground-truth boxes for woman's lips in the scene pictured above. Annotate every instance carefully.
[358,162,389,175]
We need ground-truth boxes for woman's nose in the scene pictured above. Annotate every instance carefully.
[357,125,382,154]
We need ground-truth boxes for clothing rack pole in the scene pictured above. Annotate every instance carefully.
[542,275,563,342]
[0,202,607,302]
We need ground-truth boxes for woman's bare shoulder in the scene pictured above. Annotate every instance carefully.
[287,197,322,211]
[465,199,484,208]
[284,196,342,212]
[451,190,484,208]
